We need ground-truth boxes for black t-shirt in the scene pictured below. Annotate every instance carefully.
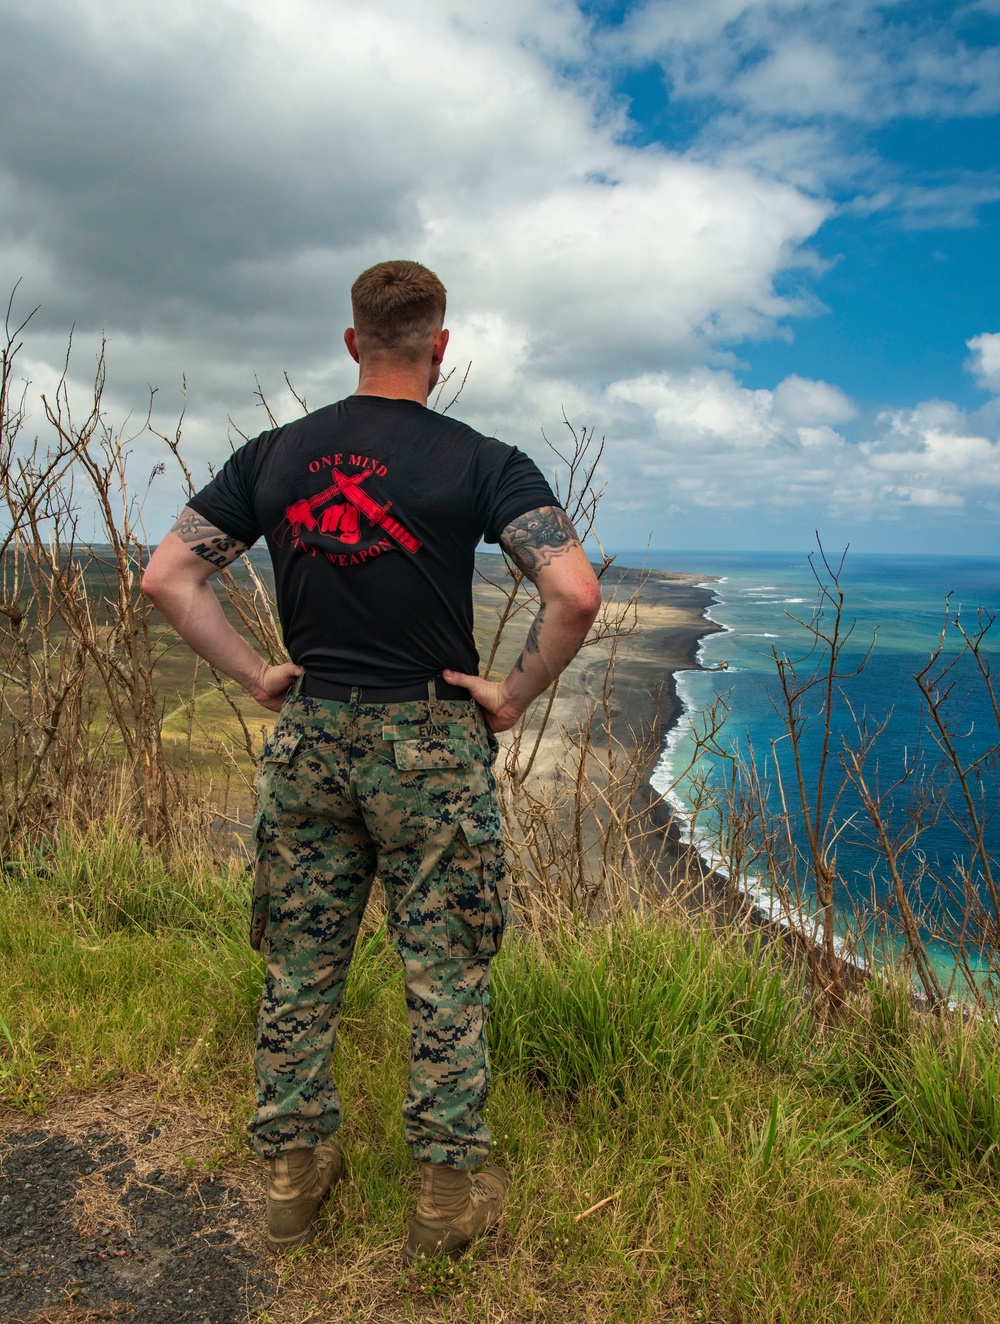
[187,395,558,686]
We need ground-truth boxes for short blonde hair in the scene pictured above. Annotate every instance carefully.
[350,260,447,360]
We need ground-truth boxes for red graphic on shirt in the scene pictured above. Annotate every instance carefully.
[275,457,422,565]
[318,499,361,543]
[328,469,421,553]
[284,468,373,544]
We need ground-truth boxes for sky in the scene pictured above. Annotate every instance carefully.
[1,0,998,555]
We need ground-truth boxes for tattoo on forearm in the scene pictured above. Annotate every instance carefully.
[514,601,547,674]
[500,506,581,579]
[169,506,247,568]
[524,601,546,655]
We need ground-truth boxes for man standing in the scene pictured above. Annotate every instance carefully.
[142,261,601,1262]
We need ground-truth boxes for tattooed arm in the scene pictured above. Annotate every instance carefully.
[141,506,301,713]
[444,506,602,732]
[166,509,249,571]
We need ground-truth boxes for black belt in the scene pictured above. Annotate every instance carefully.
[299,672,471,704]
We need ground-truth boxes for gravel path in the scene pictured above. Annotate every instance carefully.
[0,1122,276,1323]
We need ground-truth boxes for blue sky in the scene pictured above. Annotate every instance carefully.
[0,0,998,555]
[602,2,1000,415]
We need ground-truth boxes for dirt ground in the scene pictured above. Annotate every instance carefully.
[0,1086,277,1324]
[0,1085,512,1324]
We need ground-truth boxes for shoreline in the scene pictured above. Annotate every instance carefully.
[510,567,723,786]
[583,568,748,918]
[515,561,797,937]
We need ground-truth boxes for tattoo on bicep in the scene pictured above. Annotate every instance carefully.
[169,506,247,568]
[170,509,218,542]
[500,506,581,578]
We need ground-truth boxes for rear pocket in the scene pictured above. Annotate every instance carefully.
[262,728,302,764]
[389,734,471,772]
[382,724,492,831]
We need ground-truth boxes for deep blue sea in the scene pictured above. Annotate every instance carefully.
[613,549,1000,975]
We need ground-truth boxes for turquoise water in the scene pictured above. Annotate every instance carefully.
[614,549,1000,970]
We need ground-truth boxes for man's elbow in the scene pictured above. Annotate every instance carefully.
[141,567,165,606]
[142,560,182,610]
[566,579,603,629]
[581,581,603,625]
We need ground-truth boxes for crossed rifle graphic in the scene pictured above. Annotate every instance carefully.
[277,468,422,555]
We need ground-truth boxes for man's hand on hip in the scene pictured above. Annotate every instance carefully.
[441,671,524,733]
[445,506,602,736]
[247,661,304,713]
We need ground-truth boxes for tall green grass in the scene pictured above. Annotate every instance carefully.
[490,920,803,1101]
[2,822,243,934]
[0,826,257,1104]
[837,981,1000,1181]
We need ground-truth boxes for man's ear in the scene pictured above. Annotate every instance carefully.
[344,327,360,363]
[431,328,449,366]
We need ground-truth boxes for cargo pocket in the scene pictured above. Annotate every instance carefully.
[249,817,271,953]
[256,725,302,811]
[251,728,303,953]
[445,816,508,960]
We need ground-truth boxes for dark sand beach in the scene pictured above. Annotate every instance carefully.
[474,556,752,915]
[474,559,717,768]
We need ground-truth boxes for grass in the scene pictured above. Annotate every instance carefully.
[4,832,1000,1320]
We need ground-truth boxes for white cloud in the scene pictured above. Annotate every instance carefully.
[423,159,826,382]
[849,180,1000,230]
[772,375,856,426]
[967,333,1000,393]
[0,0,830,497]
[857,400,1000,512]
[615,0,1000,219]
[1,0,998,551]
[730,38,868,119]
[449,365,1000,544]
[620,0,1000,125]
[884,487,965,508]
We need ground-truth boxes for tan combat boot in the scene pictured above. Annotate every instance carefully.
[403,1162,509,1265]
[266,1138,344,1252]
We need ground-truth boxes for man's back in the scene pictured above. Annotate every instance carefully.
[188,395,555,687]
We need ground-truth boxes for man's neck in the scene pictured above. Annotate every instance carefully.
[353,367,430,407]
[344,326,446,406]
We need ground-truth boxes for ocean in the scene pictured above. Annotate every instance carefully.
[614,549,1000,976]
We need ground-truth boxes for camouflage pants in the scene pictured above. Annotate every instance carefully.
[247,688,507,1169]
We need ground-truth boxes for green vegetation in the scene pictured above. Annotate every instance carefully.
[4,832,1000,1322]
